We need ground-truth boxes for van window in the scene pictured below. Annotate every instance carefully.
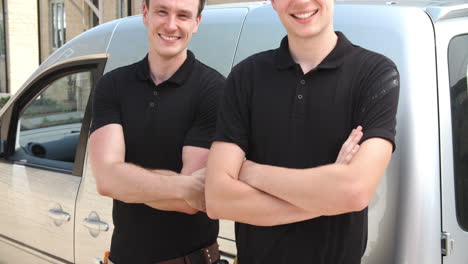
[448,34,468,231]
[12,71,92,171]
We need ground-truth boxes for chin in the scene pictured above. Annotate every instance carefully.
[158,49,184,59]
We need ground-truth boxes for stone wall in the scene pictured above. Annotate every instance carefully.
[5,0,40,94]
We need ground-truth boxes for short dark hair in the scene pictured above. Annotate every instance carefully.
[144,0,205,17]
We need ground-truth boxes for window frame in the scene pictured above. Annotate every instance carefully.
[2,56,107,177]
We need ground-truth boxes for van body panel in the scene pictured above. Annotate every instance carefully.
[233,4,285,65]
[75,161,113,264]
[189,8,249,76]
[0,235,68,264]
[0,161,80,263]
[334,5,441,264]
[435,17,468,264]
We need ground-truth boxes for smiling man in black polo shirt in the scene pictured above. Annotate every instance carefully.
[88,0,225,263]
[206,0,399,263]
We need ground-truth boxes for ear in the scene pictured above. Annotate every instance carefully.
[270,0,278,11]
[142,2,149,27]
[192,14,202,34]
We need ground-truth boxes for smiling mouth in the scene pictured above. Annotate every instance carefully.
[291,10,318,19]
[159,34,180,41]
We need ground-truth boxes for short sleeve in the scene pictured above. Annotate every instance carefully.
[183,72,225,149]
[355,55,400,151]
[213,64,251,154]
[90,73,122,134]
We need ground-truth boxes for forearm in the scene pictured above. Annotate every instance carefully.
[247,163,358,216]
[142,169,198,213]
[145,200,198,214]
[206,174,320,226]
[93,162,191,204]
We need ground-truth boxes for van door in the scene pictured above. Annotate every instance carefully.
[435,18,468,263]
[0,55,106,263]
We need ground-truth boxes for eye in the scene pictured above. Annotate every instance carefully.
[157,10,167,15]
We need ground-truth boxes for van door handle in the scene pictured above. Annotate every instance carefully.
[48,209,71,222]
[83,218,109,231]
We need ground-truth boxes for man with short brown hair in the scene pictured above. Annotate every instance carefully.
[89,0,225,263]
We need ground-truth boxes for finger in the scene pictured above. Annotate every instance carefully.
[340,129,356,153]
[350,131,363,146]
[344,145,360,164]
[344,129,360,153]
[351,144,360,154]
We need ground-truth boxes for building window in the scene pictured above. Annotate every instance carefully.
[0,0,7,93]
[117,0,126,19]
[89,0,99,28]
[50,0,66,51]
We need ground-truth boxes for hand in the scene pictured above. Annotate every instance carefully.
[335,126,363,164]
[182,170,206,212]
[239,160,257,185]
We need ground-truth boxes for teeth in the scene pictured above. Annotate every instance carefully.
[160,35,178,41]
[293,11,317,19]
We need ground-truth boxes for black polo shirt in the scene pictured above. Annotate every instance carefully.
[215,32,399,263]
[91,50,225,264]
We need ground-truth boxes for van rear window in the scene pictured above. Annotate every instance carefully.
[448,34,468,231]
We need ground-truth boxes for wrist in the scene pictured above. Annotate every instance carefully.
[175,176,192,200]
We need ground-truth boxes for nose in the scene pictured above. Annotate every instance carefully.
[165,15,177,32]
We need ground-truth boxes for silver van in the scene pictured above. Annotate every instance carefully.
[0,1,467,263]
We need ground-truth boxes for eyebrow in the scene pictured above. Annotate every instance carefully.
[152,4,194,16]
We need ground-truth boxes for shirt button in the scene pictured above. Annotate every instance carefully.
[297,94,303,100]
[153,91,158,96]
[149,102,155,107]
[300,80,306,85]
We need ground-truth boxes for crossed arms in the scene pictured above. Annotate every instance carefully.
[90,122,392,225]
[89,123,370,220]
[205,127,393,226]
[89,123,207,214]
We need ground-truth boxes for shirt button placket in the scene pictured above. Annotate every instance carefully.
[150,89,159,110]
[293,78,306,117]
[297,79,305,100]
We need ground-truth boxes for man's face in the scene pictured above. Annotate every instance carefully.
[143,0,201,59]
[271,0,334,40]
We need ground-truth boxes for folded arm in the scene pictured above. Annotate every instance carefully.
[240,137,392,216]
[89,124,207,213]
[206,142,322,226]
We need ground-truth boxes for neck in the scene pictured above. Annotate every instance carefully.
[288,29,337,74]
[147,50,188,85]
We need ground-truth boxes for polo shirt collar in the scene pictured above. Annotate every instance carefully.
[136,50,196,86]
[275,31,352,71]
